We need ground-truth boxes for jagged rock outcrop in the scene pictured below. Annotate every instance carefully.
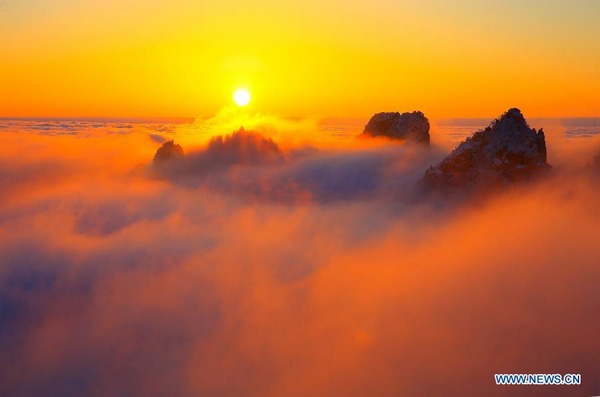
[361,111,430,144]
[422,108,549,192]
[153,140,184,164]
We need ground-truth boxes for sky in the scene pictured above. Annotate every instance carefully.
[1,0,599,119]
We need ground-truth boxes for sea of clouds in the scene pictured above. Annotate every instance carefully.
[2,113,600,396]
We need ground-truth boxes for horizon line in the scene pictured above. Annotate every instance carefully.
[1,115,600,124]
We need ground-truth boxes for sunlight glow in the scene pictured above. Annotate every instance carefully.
[233,89,251,107]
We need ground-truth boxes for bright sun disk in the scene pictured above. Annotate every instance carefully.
[233,88,251,107]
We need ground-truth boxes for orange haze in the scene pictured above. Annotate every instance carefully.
[2,118,600,396]
[1,1,599,119]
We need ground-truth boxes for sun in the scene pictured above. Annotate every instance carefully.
[233,88,251,107]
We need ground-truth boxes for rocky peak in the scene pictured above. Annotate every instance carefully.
[421,108,549,192]
[361,111,430,144]
[153,140,184,164]
[491,107,526,129]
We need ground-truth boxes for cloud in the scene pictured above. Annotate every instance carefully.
[153,127,446,204]
[1,119,600,396]
[194,127,285,167]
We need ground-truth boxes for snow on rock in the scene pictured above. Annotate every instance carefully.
[422,108,549,192]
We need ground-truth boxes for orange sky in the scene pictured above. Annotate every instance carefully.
[1,0,599,119]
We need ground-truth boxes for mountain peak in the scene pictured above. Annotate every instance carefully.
[421,108,549,193]
[504,107,524,118]
[489,108,529,132]
[361,111,430,144]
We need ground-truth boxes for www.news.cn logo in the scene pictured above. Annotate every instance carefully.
[495,373,581,385]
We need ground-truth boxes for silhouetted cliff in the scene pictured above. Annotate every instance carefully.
[361,111,430,144]
[153,140,184,164]
[422,108,548,192]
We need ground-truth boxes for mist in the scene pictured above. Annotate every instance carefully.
[2,116,600,397]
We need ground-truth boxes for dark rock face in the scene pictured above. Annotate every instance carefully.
[153,140,184,164]
[422,108,549,192]
[362,111,430,144]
